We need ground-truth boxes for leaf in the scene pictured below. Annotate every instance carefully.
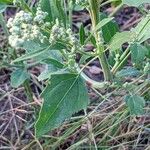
[10,68,30,88]
[125,95,145,115]
[133,15,150,43]
[22,40,48,53]
[38,67,66,81]
[116,67,141,78]
[12,43,65,63]
[38,51,64,81]
[12,47,49,63]
[101,13,119,43]
[40,0,66,25]
[38,64,59,81]
[40,0,53,22]
[122,0,150,7]
[79,24,86,45]
[0,3,7,13]
[79,54,91,65]
[130,43,148,65]
[35,73,89,137]
[55,0,67,27]
[0,0,12,4]
[110,31,135,51]
[86,17,114,45]
[95,17,114,32]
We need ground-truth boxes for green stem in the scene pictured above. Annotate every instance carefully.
[112,51,130,74]
[109,3,123,17]
[111,46,130,73]
[0,13,9,37]
[68,0,73,28]
[88,0,112,81]
[20,0,33,13]
[23,80,33,102]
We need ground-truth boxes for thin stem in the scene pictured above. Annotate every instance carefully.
[68,0,73,28]
[112,50,131,74]
[88,0,112,81]
[109,3,123,17]
[0,13,9,37]
[23,80,33,102]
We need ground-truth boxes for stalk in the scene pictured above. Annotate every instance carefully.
[88,0,112,81]
[23,80,33,102]
[0,13,9,37]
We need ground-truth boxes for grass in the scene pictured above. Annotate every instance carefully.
[0,73,149,149]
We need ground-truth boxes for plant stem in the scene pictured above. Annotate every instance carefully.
[88,0,112,81]
[0,13,9,37]
[23,80,33,102]
[109,3,123,17]
[111,46,130,74]
[68,0,73,28]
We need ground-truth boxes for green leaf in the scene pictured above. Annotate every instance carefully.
[55,0,67,27]
[38,51,64,81]
[79,55,91,65]
[10,68,30,88]
[38,65,59,81]
[133,15,150,43]
[35,73,89,137]
[95,17,114,32]
[125,95,145,115]
[110,31,135,51]
[0,3,7,13]
[122,0,150,7]
[40,0,66,25]
[101,13,119,43]
[40,0,54,22]
[12,43,65,63]
[86,17,114,45]
[130,43,148,65]
[79,24,86,45]
[116,67,141,78]
[0,0,12,4]
[12,47,49,63]
[22,40,48,53]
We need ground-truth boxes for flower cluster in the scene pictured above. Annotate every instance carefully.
[49,20,78,46]
[34,7,48,24]
[49,20,80,71]
[7,7,48,49]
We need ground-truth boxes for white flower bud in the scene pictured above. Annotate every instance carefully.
[7,18,13,28]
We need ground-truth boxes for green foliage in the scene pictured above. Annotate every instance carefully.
[79,24,86,45]
[10,68,30,88]
[40,0,66,26]
[0,3,7,13]
[133,15,150,43]
[116,67,141,78]
[125,94,145,115]
[0,0,12,4]
[110,31,135,51]
[35,73,89,137]
[101,13,119,43]
[122,0,150,7]
[130,43,148,65]
[2,0,150,140]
